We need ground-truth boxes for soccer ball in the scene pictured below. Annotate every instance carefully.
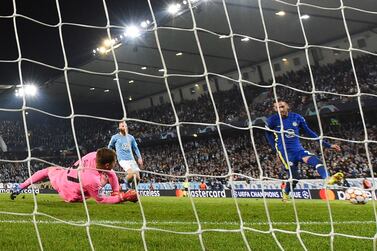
[345,187,369,204]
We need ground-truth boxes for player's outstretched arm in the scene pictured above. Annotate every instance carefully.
[107,170,120,193]
[330,144,341,152]
[264,118,277,151]
[137,158,143,167]
[300,115,341,152]
[131,136,143,167]
[265,130,276,151]
[108,136,116,150]
[86,183,123,204]
[299,116,333,148]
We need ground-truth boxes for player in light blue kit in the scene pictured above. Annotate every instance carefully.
[265,100,343,202]
[108,121,143,189]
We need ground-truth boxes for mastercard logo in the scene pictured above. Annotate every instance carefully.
[319,189,335,200]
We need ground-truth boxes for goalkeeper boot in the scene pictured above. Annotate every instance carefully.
[282,190,290,202]
[327,172,344,185]
[10,184,21,200]
[124,190,138,203]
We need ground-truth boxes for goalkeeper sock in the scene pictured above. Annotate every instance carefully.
[307,156,328,179]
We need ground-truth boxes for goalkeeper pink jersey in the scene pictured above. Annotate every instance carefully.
[47,152,121,203]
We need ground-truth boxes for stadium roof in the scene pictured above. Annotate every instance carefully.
[1,0,376,106]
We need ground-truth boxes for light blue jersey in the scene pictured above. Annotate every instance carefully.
[108,133,141,161]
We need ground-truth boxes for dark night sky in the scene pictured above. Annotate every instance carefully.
[0,0,166,87]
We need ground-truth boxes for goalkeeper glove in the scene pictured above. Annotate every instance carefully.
[119,190,138,203]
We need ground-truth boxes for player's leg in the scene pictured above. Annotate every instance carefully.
[119,160,140,189]
[126,171,138,189]
[327,172,344,185]
[119,160,132,189]
[301,150,328,179]
[11,167,52,200]
[276,148,296,201]
[300,150,343,185]
[281,168,290,202]
[283,164,299,202]
[128,163,141,189]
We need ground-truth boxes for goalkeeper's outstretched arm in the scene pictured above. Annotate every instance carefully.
[107,169,120,193]
[86,183,123,204]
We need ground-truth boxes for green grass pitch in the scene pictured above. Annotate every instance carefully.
[0,194,376,250]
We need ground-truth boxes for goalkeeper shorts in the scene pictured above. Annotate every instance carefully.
[119,160,140,173]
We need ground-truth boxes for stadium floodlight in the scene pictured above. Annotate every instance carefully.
[300,14,310,19]
[104,38,115,47]
[124,25,141,38]
[98,47,107,54]
[25,85,37,96]
[167,3,181,15]
[275,11,286,16]
[140,20,150,28]
[15,84,38,98]
[140,21,148,28]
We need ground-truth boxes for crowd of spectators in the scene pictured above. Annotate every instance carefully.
[141,119,377,181]
[1,118,376,184]
[0,54,377,184]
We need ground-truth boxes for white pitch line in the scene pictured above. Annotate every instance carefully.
[0,219,375,226]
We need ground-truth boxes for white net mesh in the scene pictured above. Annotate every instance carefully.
[1,0,377,250]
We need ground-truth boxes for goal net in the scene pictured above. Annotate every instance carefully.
[0,0,377,250]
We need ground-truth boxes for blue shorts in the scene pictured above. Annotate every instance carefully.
[276,148,315,170]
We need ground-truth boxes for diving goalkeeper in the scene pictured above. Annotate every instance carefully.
[10,148,137,203]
